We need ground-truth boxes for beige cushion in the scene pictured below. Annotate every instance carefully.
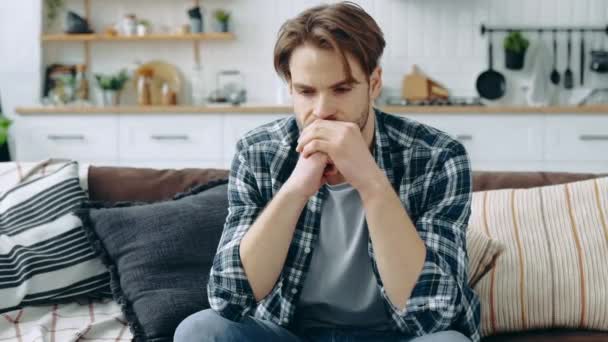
[467,229,504,288]
[469,176,608,336]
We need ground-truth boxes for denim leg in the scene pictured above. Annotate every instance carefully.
[173,308,303,342]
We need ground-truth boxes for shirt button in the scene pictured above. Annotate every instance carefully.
[291,288,298,294]
[304,247,311,254]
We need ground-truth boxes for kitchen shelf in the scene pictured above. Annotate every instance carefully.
[41,32,236,42]
[15,105,608,115]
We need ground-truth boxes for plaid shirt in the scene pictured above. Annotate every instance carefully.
[208,108,481,341]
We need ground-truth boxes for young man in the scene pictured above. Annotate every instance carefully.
[175,2,480,341]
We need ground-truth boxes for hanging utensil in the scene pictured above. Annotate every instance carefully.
[476,31,506,100]
[550,30,560,85]
[564,30,574,89]
[580,30,585,85]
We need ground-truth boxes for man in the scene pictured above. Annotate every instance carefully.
[175,2,480,341]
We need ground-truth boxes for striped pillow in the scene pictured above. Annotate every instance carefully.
[0,161,110,313]
[466,229,504,288]
[469,176,608,336]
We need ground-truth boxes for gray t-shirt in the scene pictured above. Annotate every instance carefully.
[294,182,392,331]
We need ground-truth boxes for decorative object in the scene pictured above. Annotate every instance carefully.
[45,0,65,30]
[504,31,529,70]
[64,11,93,34]
[136,19,151,36]
[213,9,231,33]
[134,60,183,105]
[188,6,203,33]
[74,64,89,102]
[136,67,154,106]
[94,69,129,106]
[76,180,229,341]
[0,160,111,314]
[122,14,137,36]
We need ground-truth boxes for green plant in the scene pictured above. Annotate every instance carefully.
[94,69,130,91]
[213,9,231,23]
[503,31,530,54]
[0,116,12,146]
[137,19,151,27]
[45,0,65,30]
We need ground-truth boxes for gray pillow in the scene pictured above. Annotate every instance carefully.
[76,179,228,342]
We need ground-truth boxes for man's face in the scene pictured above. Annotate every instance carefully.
[288,44,382,133]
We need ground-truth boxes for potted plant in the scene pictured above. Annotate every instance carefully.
[94,69,130,106]
[0,96,12,162]
[136,19,151,36]
[213,9,231,33]
[503,31,529,70]
[45,0,65,30]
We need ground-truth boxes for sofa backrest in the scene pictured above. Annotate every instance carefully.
[87,166,606,202]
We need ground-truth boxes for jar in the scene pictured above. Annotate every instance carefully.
[137,67,154,106]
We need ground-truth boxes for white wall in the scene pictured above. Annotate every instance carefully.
[2,0,608,116]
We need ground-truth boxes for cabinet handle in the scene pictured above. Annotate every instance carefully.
[150,134,190,141]
[456,134,473,141]
[47,134,85,141]
[579,134,608,141]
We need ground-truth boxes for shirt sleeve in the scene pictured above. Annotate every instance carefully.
[382,143,475,336]
[206,141,263,321]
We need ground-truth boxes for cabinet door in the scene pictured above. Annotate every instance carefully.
[223,114,290,163]
[17,115,119,163]
[119,114,224,162]
[544,115,608,162]
[402,114,544,168]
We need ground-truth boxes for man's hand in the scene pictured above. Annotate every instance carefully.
[282,152,330,199]
[295,120,384,197]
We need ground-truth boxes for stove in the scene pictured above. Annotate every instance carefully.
[385,96,484,106]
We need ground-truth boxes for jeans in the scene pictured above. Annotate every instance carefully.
[174,309,471,342]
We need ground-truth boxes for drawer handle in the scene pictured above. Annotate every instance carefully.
[150,134,190,141]
[456,134,473,141]
[579,134,608,141]
[47,134,85,141]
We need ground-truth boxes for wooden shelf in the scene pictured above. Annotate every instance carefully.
[41,32,236,42]
[15,104,608,115]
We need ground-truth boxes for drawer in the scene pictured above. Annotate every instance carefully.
[404,114,544,162]
[223,114,290,160]
[18,115,119,161]
[119,115,223,161]
[544,116,608,162]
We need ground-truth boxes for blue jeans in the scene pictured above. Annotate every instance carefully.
[174,309,471,342]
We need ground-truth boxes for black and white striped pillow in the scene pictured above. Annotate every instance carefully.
[0,161,110,313]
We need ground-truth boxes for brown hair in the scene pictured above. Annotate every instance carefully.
[273,1,385,84]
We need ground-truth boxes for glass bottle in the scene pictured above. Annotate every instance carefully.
[137,67,154,106]
[74,64,89,102]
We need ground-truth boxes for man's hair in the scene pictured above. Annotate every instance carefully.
[273,1,385,85]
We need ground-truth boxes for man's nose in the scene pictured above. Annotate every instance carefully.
[313,94,337,120]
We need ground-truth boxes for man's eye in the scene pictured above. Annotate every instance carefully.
[335,88,351,94]
[299,90,314,96]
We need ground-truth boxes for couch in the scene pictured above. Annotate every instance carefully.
[84,165,608,342]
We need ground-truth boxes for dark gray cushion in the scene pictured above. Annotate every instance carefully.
[76,179,228,342]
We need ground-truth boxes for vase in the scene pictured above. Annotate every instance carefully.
[102,90,121,106]
[505,49,526,70]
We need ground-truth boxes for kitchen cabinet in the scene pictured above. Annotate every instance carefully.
[14,110,608,173]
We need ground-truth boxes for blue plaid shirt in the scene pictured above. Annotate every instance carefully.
[208,108,481,341]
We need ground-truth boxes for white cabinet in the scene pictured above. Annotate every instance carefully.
[544,115,608,161]
[13,111,608,173]
[119,114,224,165]
[404,114,544,165]
[17,115,119,163]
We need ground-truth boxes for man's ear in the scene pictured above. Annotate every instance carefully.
[369,67,382,100]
